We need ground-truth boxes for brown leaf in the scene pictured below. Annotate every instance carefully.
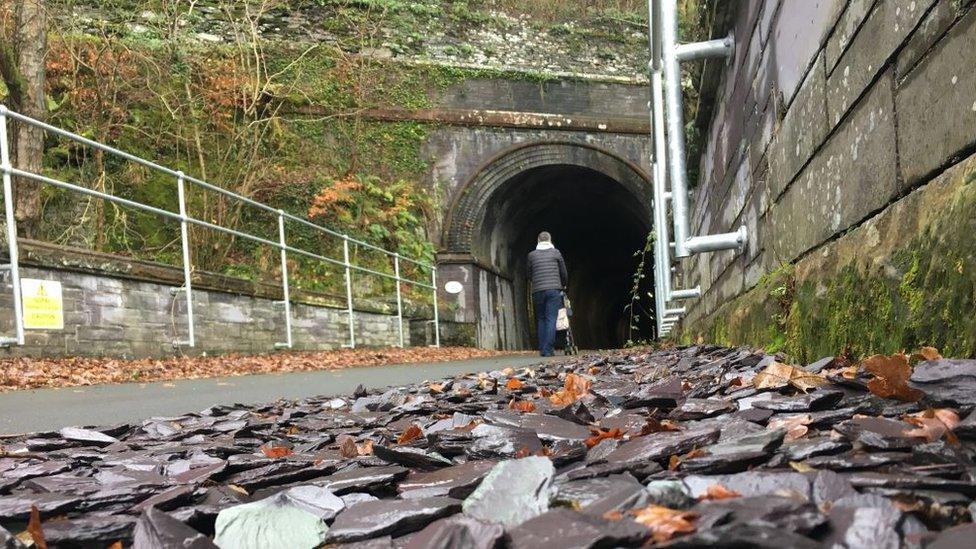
[28,505,47,549]
[668,448,706,471]
[863,353,924,402]
[515,446,533,458]
[916,346,942,361]
[358,440,374,455]
[603,510,625,521]
[338,435,359,458]
[584,428,625,448]
[549,373,592,406]
[506,378,524,390]
[509,399,536,413]
[631,505,697,542]
[640,418,682,436]
[768,414,812,442]
[428,383,444,394]
[107,542,122,549]
[260,444,293,459]
[902,409,960,443]
[397,424,423,445]
[753,362,827,393]
[699,484,742,501]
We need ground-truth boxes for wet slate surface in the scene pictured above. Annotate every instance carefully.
[0,345,975,547]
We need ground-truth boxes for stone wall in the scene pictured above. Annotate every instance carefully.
[676,0,976,358]
[0,245,468,358]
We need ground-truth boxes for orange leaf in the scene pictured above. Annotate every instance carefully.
[668,447,706,470]
[768,414,812,442]
[641,418,682,436]
[338,435,358,458]
[260,445,293,459]
[107,543,122,549]
[429,383,444,393]
[916,346,942,361]
[699,484,742,501]
[902,409,960,443]
[549,373,592,406]
[584,427,625,448]
[506,378,525,390]
[631,505,697,542]
[397,424,423,445]
[358,440,374,455]
[509,399,536,413]
[28,505,47,549]
[863,353,924,402]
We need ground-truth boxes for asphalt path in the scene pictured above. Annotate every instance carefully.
[0,355,555,435]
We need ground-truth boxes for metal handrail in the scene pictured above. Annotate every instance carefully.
[0,105,441,350]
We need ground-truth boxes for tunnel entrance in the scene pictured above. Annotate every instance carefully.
[444,143,655,350]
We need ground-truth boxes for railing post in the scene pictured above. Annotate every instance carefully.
[342,235,355,348]
[0,106,24,346]
[175,171,195,348]
[431,265,440,348]
[276,211,292,349]
[394,254,404,348]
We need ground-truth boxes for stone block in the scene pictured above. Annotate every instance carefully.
[826,0,934,126]
[826,0,876,73]
[896,0,959,78]
[896,5,976,185]
[769,52,830,198]
[771,70,898,261]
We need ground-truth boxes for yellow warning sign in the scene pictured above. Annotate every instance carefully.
[22,279,64,330]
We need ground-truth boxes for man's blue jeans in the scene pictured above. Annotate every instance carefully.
[533,289,562,357]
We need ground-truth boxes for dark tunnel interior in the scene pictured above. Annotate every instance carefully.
[476,165,654,349]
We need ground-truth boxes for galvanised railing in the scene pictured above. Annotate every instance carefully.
[0,105,440,350]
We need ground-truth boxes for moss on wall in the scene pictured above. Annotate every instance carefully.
[680,158,976,361]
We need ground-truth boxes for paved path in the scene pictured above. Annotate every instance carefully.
[0,355,554,435]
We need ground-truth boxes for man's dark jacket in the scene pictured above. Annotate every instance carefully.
[528,247,568,292]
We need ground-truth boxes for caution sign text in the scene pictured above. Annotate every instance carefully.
[22,279,64,330]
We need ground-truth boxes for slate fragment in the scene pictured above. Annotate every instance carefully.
[602,426,720,468]
[40,515,137,546]
[465,424,543,460]
[311,465,408,495]
[397,461,495,499]
[657,523,820,548]
[214,491,330,549]
[751,390,843,412]
[909,359,976,406]
[401,515,504,549]
[462,456,554,528]
[372,445,452,471]
[507,507,650,549]
[325,497,461,543]
[554,473,648,515]
[133,507,218,549]
[58,426,120,446]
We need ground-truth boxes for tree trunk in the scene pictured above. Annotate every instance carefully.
[11,0,46,238]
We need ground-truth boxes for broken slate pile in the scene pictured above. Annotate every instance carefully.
[2,345,976,547]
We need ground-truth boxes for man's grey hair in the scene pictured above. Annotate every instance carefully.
[537,231,551,243]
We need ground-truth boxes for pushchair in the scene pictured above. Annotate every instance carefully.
[555,292,578,356]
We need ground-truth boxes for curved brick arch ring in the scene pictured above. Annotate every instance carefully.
[443,141,653,253]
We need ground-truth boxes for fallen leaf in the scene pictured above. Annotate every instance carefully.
[28,505,47,549]
[753,362,827,392]
[397,424,423,445]
[863,353,924,402]
[227,485,249,497]
[768,414,812,442]
[699,484,741,501]
[428,383,444,393]
[358,440,374,455]
[338,435,358,458]
[789,461,815,473]
[902,409,960,443]
[260,444,293,459]
[506,378,524,390]
[603,510,625,521]
[916,346,942,361]
[509,399,536,413]
[107,542,122,549]
[515,446,533,458]
[631,505,697,542]
[668,447,706,471]
[584,428,625,448]
[640,418,682,436]
[549,373,592,406]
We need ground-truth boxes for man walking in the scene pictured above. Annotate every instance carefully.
[528,231,568,357]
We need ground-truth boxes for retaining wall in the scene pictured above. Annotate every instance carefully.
[676,0,976,358]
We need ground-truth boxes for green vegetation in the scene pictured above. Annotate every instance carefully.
[681,164,976,361]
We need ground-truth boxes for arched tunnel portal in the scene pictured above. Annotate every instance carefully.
[443,142,655,350]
